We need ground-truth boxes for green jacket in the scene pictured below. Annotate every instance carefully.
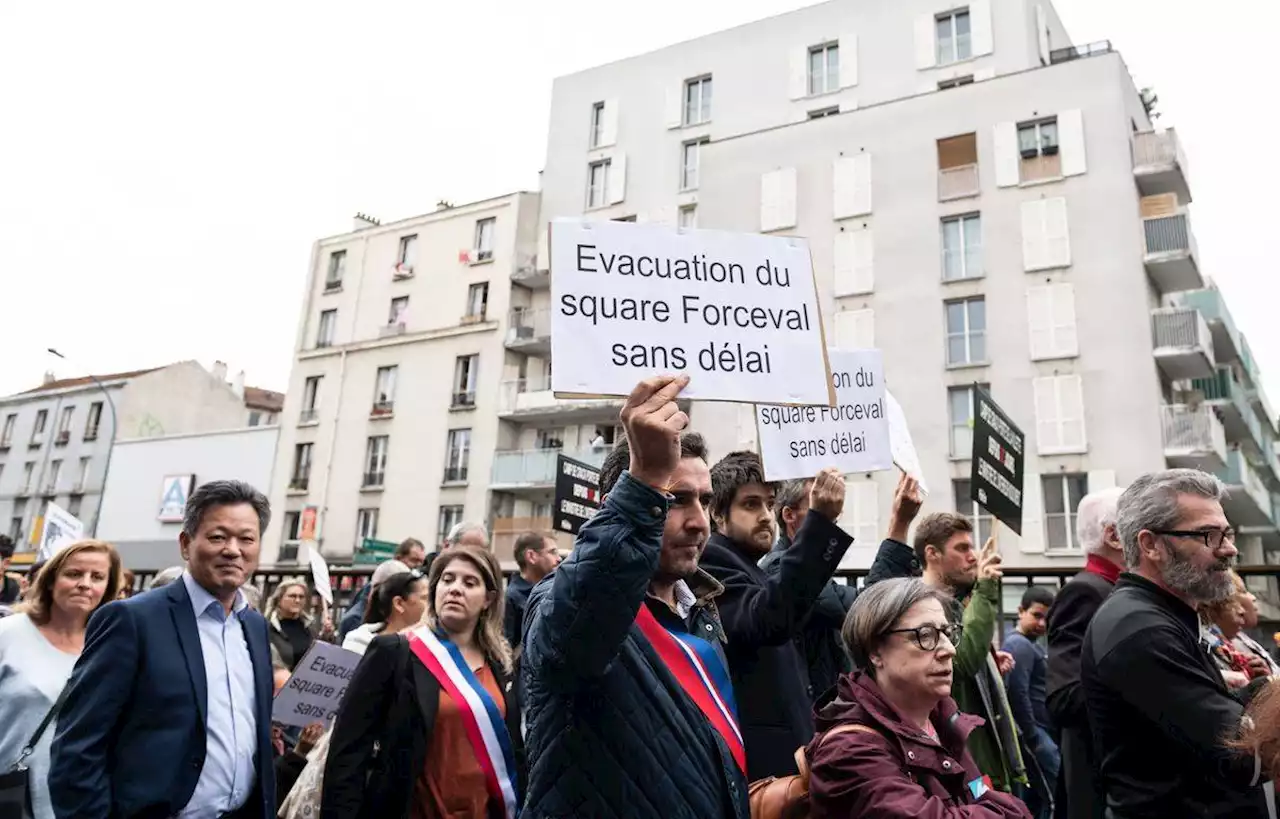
[946,577,1027,792]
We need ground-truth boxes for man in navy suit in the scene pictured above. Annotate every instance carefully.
[50,479,276,819]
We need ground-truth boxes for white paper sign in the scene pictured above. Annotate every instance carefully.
[886,390,930,496]
[307,543,332,605]
[756,349,892,481]
[550,218,835,406]
[271,641,361,728]
[36,501,86,561]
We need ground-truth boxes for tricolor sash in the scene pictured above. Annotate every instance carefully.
[634,603,747,772]
[407,627,520,819]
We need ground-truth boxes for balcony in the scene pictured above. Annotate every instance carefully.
[491,516,555,566]
[443,466,469,484]
[1142,211,1202,293]
[370,401,394,419]
[497,377,625,422]
[1151,307,1215,381]
[379,322,407,339]
[298,408,319,425]
[1218,450,1277,529]
[938,164,979,202]
[511,250,550,290]
[288,476,310,492]
[1182,285,1241,363]
[451,391,477,409]
[1132,129,1191,204]
[1049,40,1112,65]
[505,307,551,355]
[1191,367,1268,457]
[490,447,609,490]
[1162,404,1227,472]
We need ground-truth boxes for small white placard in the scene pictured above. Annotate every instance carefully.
[886,390,929,496]
[271,641,362,728]
[550,219,835,406]
[36,501,86,561]
[756,349,892,481]
[307,542,332,606]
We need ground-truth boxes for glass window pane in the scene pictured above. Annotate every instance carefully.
[827,46,839,87]
[955,11,971,36]
[1042,477,1065,513]
[948,336,967,365]
[942,218,961,253]
[809,49,823,92]
[949,388,970,424]
[1046,515,1068,550]
[946,301,965,332]
[963,215,981,249]
[968,298,986,331]
[1041,121,1059,146]
[1019,125,1038,152]
[969,331,986,363]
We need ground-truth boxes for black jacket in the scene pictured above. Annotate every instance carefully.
[503,574,533,648]
[698,510,851,780]
[322,633,524,819]
[1082,573,1265,818]
[760,535,920,703]
[1046,568,1114,819]
[0,574,18,605]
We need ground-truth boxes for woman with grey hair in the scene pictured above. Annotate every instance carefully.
[806,577,1030,817]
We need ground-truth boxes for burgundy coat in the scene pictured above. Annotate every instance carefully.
[807,671,1031,818]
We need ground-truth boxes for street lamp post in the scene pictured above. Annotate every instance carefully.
[48,349,117,537]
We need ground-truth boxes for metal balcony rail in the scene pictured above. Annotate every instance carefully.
[1151,307,1210,352]
[1143,213,1193,256]
[938,164,980,201]
[1049,41,1112,64]
[1161,404,1224,454]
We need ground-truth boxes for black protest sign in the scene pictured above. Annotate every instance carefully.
[969,387,1025,535]
[554,453,602,536]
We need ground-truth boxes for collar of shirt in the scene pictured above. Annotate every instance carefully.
[647,579,697,621]
[1085,553,1122,585]
[182,570,247,621]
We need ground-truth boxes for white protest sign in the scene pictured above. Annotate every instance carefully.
[306,543,333,605]
[886,390,929,496]
[756,349,892,482]
[271,641,361,728]
[36,501,85,561]
[550,218,835,406]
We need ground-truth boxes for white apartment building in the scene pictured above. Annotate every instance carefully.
[533,0,1280,570]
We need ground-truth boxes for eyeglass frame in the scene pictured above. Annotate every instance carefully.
[882,622,963,652]
[1149,528,1237,551]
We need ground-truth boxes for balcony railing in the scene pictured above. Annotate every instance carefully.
[362,472,384,488]
[1221,450,1273,519]
[288,476,310,491]
[491,447,609,487]
[497,376,623,417]
[1133,130,1188,175]
[1143,212,1197,259]
[298,408,319,424]
[1162,404,1227,466]
[506,307,551,346]
[451,391,477,409]
[1151,307,1213,355]
[1183,285,1241,363]
[443,466,469,483]
[1049,40,1112,64]
[938,164,979,201]
[379,322,407,338]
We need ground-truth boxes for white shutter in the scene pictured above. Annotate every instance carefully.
[833,154,871,220]
[915,14,937,69]
[834,309,874,350]
[1027,284,1078,360]
[1035,4,1050,64]
[970,0,994,56]
[839,33,858,87]
[1033,376,1059,454]
[598,99,619,148]
[665,85,684,129]
[994,122,1020,187]
[833,230,873,296]
[1044,196,1071,268]
[1059,374,1086,452]
[1021,199,1047,271]
[1035,375,1087,454]
[973,67,996,81]
[607,155,627,204]
[1088,469,1118,492]
[760,168,797,232]
[1051,283,1079,358]
[789,48,810,100]
[1058,109,1087,177]
[853,480,880,544]
[1018,472,1045,553]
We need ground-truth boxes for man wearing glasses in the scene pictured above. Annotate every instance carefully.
[1082,468,1267,818]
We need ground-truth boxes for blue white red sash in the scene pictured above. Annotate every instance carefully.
[634,603,747,772]
[407,627,519,819]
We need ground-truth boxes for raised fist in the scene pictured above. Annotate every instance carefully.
[620,375,690,490]
[809,468,846,522]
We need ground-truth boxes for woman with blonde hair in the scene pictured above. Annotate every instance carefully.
[0,540,121,819]
[264,579,319,671]
[323,545,523,819]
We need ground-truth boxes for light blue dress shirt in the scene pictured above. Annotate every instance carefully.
[178,572,259,819]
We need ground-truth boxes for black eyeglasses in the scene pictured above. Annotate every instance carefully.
[884,623,962,652]
[1151,529,1236,550]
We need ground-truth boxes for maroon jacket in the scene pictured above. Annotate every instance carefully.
[807,671,1031,818]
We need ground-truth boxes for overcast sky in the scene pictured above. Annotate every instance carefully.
[2,0,1275,419]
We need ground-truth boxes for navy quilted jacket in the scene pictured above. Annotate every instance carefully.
[521,471,750,819]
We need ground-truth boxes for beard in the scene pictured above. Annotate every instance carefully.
[1160,544,1234,603]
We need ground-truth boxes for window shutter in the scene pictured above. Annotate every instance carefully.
[840,33,858,87]
[838,478,880,546]
[789,48,810,100]
[834,229,874,296]
[665,85,684,129]
[1088,469,1118,492]
[1026,285,1053,360]
[833,154,871,220]
[1033,376,1059,453]
[970,0,994,55]
[915,14,937,69]
[851,228,874,295]
[1017,472,1045,553]
[833,232,855,296]
[1058,109,1087,177]
[607,155,627,204]
[598,99,619,148]
[1060,374,1086,451]
[1044,197,1071,268]
[1035,4,1050,64]
[778,166,798,230]
[994,122,1020,187]
[1052,283,1079,358]
[760,171,779,231]
[760,168,797,232]
[1021,199,1046,271]
[834,309,875,350]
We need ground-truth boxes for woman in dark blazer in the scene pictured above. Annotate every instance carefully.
[322,545,523,819]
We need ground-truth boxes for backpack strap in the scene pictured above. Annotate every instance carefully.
[793,723,880,778]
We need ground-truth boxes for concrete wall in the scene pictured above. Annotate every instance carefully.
[116,361,250,439]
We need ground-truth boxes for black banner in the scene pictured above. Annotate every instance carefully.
[969,386,1025,535]
[553,454,602,536]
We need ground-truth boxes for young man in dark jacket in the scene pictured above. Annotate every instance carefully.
[522,375,749,819]
[0,536,19,605]
[503,530,561,649]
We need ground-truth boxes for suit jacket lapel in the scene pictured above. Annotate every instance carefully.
[168,580,208,724]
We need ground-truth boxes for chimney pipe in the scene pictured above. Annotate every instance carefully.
[232,370,245,398]
[212,361,228,383]
[43,371,56,385]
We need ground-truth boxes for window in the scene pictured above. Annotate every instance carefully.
[67,496,81,518]
[290,443,313,490]
[841,480,880,545]
[444,429,471,482]
[76,457,90,492]
[678,205,698,229]
[397,234,418,269]
[808,43,839,95]
[57,406,74,436]
[586,159,610,208]
[325,250,345,290]
[938,76,975,90]
[1,414,15,448]
[1033,375,1087,454]
[941,214,982,280]
[948,384,990,457]
[356,508,380,545]
[684,76,712,126]
[437,505,464,547]
[1027,283,1079,360]
[936,133,979,201]
[1018,118,1061,181]
[936,9,972,64]
[21,462,34,494]
[316,309,337,348]
[945,297,986,366]
[1043,474,1088,551]
[474,218,495,262]
[589,101,605,148]
[31,410,47,446]
[373,366,397,412]
[952,480,995,544]
[453,355,478,407]
[248,411,262,427]
[466,283,489,319]
[282,511,301,542]
[536,428,565,450]
[388,296,409,327]
[45,460,61,494]
[8,516,20,542]
[364,436,389,487]
[834,309,875,350]
[300,376,321,423]
[681,138,708,191]
[1021,197,1071,270]
[808,106,839,119]
[84,403,103,440]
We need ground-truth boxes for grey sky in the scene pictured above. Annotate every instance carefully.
[2,0,1275,422]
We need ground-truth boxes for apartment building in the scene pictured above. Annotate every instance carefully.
[262,194,558,566]
[532,0,1280,570]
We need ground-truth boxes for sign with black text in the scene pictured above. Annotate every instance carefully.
[554,453,602,536]
[271,642,361,728]
[969,387,1025,535]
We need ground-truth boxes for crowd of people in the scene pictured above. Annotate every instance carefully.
[0,373,1278,818]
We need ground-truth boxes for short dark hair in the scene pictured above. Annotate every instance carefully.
[774,479,811,513]
[709,451,771,524]
[513,531,551,570]
[598,432,710,496]
[395,538,425,559]
[1020,586,1055,610]
[0,534,14,560]
[911,512,974,564]
[182,480,271,539]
